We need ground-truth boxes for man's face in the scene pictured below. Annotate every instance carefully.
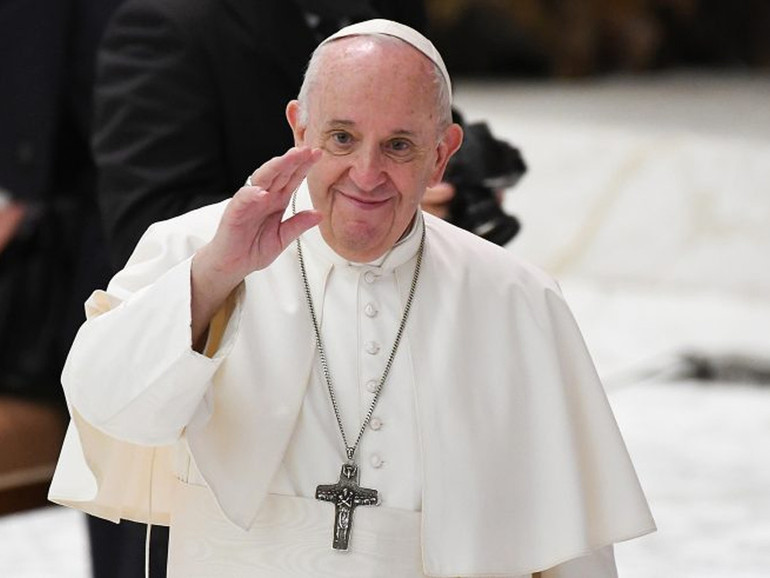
[287,38,462,262]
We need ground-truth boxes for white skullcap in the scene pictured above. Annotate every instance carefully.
[318,18,452,99]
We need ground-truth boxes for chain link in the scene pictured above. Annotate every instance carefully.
[294,204,425,464]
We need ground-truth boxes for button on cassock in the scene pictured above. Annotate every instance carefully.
[365,341,380,355]
[363,270,378,284]
[364,303,378,318]
[369,417,383,431]
[369,454,384,468]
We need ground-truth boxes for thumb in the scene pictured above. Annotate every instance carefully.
[279,210,323,248]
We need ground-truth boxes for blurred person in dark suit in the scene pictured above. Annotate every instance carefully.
[0,0,118,407]
[0,0,127,574]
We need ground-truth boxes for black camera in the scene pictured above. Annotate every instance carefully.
[445,117,526,246]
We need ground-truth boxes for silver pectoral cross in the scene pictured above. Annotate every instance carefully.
[316,462,378,550]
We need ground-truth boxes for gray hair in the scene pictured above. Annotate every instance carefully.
[296,34,452,134]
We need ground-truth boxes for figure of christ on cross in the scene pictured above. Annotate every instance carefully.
[316,462,379,550]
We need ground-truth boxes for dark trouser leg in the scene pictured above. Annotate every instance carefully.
[87,515,169,578]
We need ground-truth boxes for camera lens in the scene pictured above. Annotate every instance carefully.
[450,184,521,246]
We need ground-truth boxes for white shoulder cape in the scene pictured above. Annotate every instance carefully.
[50,185,655,576]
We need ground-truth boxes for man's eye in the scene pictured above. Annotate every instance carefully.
[387,139,413,156]
[324,131,356,155]
[331,132,353,146]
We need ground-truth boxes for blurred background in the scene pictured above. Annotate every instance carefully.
[2,0,769,576]
[429,2,770,577]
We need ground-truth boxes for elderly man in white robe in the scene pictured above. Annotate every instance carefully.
[50,19,655,578]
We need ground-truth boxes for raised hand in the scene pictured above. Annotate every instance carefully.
[191,147,322,344]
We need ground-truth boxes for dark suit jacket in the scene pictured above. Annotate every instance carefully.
[93,0,427,268]
[0,0,121,401]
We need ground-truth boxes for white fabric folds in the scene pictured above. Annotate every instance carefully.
[50,182,655,576]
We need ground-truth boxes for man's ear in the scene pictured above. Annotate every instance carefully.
[286,100,306,145]
[429,123,463,187]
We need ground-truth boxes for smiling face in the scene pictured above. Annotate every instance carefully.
[287,36,462,262]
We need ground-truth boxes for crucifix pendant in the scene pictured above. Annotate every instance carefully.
[316,462,378,550]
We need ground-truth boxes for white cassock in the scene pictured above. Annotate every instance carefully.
[49,182,655,577]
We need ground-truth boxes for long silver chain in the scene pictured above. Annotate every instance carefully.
[295,216,425,464]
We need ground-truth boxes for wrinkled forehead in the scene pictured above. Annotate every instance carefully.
[313,39,439,124]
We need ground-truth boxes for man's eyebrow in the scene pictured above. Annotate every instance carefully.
[390,129,418,138]
[324,119,355,128]
[322,120,417,137]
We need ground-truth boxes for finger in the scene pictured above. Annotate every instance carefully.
[228,180,308,237]
[276,148,321,197]
[278,210,323,248]
[244,150,301,189]
[227,185,266,221]
[223,186,282,234]
[234,179,294,221]
[265,147,321,196]
[247,147,318,192]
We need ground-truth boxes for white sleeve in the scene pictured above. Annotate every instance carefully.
[538,546,617,577]
[62,253,242,447]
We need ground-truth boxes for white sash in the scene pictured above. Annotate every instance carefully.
[168,479,431,578]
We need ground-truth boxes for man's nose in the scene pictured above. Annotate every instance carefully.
[349,145,386,191]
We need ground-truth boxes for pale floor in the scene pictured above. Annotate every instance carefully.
[2,72,768,576]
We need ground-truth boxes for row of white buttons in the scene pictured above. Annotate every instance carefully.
[363,268,383,469]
